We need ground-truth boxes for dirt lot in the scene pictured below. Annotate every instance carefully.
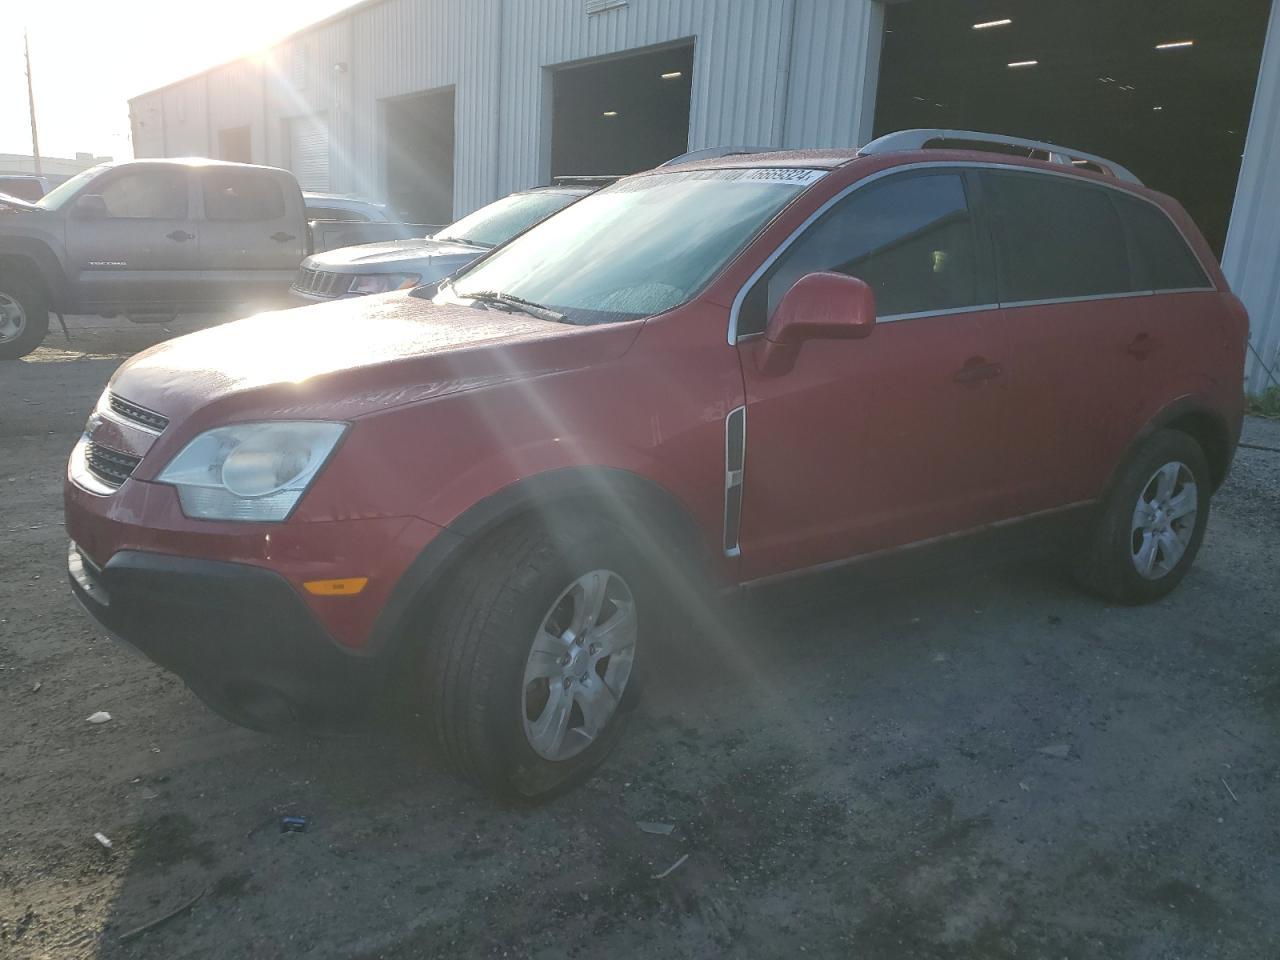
[2,315,1279,959]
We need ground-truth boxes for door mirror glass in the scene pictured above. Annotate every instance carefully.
[757,272,876,375]
[72,194,109,220]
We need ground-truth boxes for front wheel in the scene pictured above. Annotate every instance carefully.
[1075,429,1211,604]
[423,519,647,799]
[0,275,50,360]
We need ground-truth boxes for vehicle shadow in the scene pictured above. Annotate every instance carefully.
[88,521,1276,959]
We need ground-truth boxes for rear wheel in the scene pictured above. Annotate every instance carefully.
[423,519,647,799]
[0,275,50,360]
[1075,429,1210,604]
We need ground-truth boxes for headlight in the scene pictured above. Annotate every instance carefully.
[348,273,420,295]
[156,421,347,522]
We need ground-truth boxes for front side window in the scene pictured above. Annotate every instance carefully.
[203,171,285,221]
[35,165,107,210]
[739,171,981,336]
[98,170,189,219]
[982,170,1132,302]
[445,168,824,325]
[435,191,582,249]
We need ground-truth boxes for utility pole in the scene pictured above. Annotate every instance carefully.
[24,29,42,176]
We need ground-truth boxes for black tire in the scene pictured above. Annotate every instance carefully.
[1075,429,1211,605]
[0,273,50,360]
[422,517,651,800]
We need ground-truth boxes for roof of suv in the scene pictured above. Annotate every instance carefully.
[662,148,860,172]
[659,131,1145,188]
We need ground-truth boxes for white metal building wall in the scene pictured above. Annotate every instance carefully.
[492,0,881,194]
[348,0,502,214]
[131,0,883,217]
[1222,0,1280,395]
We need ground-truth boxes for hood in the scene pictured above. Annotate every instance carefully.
[106,292,641,432]
[305,236,487,271]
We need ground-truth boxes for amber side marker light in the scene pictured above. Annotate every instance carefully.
[303,577,369,596]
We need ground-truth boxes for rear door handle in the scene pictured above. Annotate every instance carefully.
[166,230,194,242]
[1127,332,1157,359]
[271,232,296,243]
[953,357,1003,384]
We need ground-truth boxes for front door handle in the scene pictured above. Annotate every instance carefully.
[1127,332,1157,359]
[270,231,296,243]
[166,230,194,242]
[953,357,1003,384]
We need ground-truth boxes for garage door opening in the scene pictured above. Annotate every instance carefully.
[384,87,455,225]
[287,114,331,192]
[218,126,252,163]
[551,41,694,178]
[874,0,1271,254]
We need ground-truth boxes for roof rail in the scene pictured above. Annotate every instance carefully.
[660,145,771,166]
[550,175,621,188]
[859,129,1142,185]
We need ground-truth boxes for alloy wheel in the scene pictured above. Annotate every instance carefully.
[1130,460,1197,580]
[0,292,27,344]
[521,569,637,761]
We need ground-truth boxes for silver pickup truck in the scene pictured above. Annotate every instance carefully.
[0,158,308,359]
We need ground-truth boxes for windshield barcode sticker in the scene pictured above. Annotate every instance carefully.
[723,168,828,185]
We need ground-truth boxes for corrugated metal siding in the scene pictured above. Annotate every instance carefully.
[1222,0,1280,395]
[264,18,352,188]
[495,0,822,194]
[128,0,883,213]
[160,79,210,155]
[207,60,265,161]
[348,0,501,213]
[785,0,884,147]
[129,93,166,158]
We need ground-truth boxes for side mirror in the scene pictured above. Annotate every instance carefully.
[72,194,109,220]
[755,272,876,376]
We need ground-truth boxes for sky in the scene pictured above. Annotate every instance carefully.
[2,0,362,162]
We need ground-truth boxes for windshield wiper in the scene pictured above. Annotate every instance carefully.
[462,290,567,324]
[435,235,495,249]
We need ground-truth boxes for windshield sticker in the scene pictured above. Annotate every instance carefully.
[615,167,826,193]
[720,168,828,185]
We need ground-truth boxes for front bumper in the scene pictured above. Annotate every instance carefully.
[68,541,387,728]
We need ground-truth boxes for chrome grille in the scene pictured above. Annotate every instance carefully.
[108,393,169,433]
[291,267,349,299]
[84,441,142,488]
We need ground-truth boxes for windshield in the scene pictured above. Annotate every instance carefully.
[435,190,581,248]
[35,165,108,210]
[445,168,824,324]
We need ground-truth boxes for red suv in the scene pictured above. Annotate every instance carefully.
[65,130,1247,798]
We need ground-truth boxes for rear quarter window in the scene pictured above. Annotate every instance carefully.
[203,170,286,221]
[1111,193,1211,291]
[982,170,1133,302]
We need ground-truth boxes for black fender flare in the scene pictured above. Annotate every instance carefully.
[0,238,72,311]
[1103,397,1238,499]
[364,467,714,660]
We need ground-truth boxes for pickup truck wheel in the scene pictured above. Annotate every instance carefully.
[423,519,646,800]
[1074,429,1210,605]
[0,277,50,360]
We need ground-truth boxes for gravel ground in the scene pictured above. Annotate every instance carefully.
[2,315,1278,959]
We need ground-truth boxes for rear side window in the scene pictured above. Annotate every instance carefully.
[0,178,44,202]
[740,171,981,335]
[982,171,1131,302]
[1112,194,1210,291]
[98,170,188,219]
[203,170,286,221]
